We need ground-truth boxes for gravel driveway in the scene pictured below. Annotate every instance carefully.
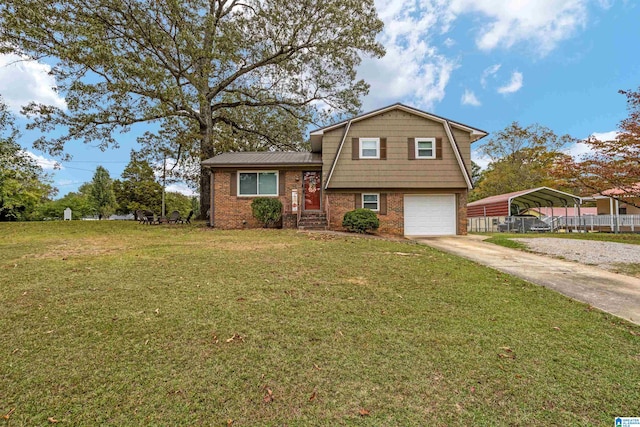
[512,238,640,270]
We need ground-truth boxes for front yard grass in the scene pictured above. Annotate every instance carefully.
[1,222,639,426]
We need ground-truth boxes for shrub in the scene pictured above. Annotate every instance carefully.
[251,198,283,228]
[342,208,379,233]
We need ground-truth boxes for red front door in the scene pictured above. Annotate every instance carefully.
[303,171,321,210]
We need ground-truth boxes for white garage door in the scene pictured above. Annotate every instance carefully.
[404,194,457,236]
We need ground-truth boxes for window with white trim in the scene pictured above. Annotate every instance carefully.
[415,137,436,159]
[360,138,380,159]
[362,193,379,211]
[238,171,278,196]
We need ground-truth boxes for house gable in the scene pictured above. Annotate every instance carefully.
[320,107,480,190]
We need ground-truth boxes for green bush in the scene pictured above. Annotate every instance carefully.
[251,198,283,228]
[342,208,379,233]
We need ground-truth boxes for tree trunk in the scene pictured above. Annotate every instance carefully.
[198,106,215,221]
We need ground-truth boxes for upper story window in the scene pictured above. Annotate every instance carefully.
[238,171,278,196]
[415,137,436,159]
[360,138,380,159]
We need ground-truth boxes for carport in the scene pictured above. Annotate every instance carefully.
[467,187,583,232]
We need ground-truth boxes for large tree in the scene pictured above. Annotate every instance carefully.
[0,0,385,216]
[470,122,573,202]
[0,97,56,220]
[113,153,162,215]
[555,88,640,207]
[89,166,116,219]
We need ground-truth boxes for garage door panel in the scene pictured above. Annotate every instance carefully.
[404,195,456,236]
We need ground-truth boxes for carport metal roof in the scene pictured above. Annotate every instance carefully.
[468,187,582,217]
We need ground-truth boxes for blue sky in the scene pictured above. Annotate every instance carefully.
[0,0,637,197]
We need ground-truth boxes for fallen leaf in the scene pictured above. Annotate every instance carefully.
[552,326,560,331]
[455,402,463,412]
[313,364,321,371]
[154,308,160,315]
[498,353,516,360]
[48,417,59,423]
[309,391,317,401]
[3,408,15,420]
[263,388,273,403]
[359,408,370,416]
[470,386,475,393]
[225,334,244,343]
[227,420,233,426]
[499,347,513,353]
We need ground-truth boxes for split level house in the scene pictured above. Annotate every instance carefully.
[202,103,487,236]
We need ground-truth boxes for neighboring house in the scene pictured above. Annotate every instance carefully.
[592,183,640,215]
[202,103,487,236]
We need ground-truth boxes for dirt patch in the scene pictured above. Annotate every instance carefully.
[24,238,132,260]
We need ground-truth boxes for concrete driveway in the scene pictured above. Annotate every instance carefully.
[414,235,640,325]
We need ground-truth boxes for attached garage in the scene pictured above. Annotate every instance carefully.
[404,194,457,236]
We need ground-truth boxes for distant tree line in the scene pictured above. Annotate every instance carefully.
[1,95,197,221]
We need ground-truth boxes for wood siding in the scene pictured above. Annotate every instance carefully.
[323,109,470,189]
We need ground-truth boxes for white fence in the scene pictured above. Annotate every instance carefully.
[468,214,640,233]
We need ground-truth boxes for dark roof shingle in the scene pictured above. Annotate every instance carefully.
[202,151,322,167]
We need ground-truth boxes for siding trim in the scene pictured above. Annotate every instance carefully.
[324,120,352,190]
[444,121,473,189]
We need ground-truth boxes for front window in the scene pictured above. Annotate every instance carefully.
[362,193,379,211]
[360,138,380,159]
[416,138,436,159]
[238,171,278,196]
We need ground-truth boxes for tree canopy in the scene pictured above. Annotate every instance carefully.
[0,96,56,220]
[89,166,116,219]
[470,122,573,202]
[555,88,640,206]
[0,0,385,215]
[113,154,163,215]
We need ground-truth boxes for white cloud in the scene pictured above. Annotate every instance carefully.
[443,38,456,48]
[497,71,523,94]
[24,150,61,170]
[472,149,492,170]
[480,64,501,88]
[564,130,618,160]
[166,183,198,197]
[0,54,67,113]
[461,89,481,106]
[591,130,618,141]
[359,0,458,111]
[448,0,589,55]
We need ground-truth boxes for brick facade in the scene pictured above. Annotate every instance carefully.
[211,169,312,229]
[325,191,467,236]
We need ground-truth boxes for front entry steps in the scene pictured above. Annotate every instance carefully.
[297,212,328,230]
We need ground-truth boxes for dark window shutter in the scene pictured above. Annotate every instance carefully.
[380,138,387,160]
[408,138,415,160]
[278,171,286,195]
[352,138,359,160]
[436,137,443,160]
[379,194,387,215]
[230,172,237,196]
[355,193,362,209]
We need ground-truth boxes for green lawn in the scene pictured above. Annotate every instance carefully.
[2,222,639,426]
